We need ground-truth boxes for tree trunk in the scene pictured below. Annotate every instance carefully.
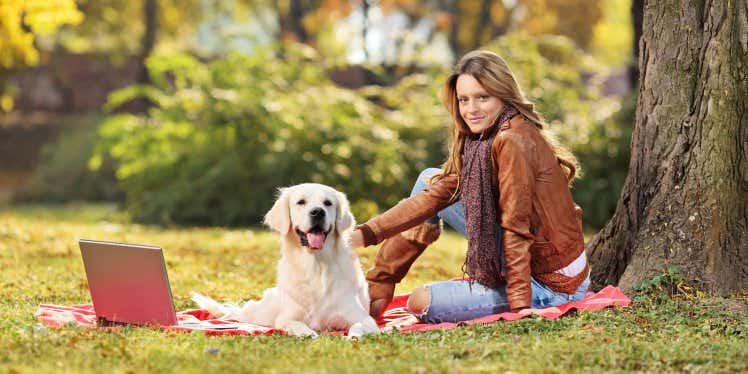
[362,0,370,61]
[470,0,492,50]
[587,0,748,294]
[628,0,644,89]
[137,0,157,86]
[287,0,309,43]
[132,0,157,112]
[447,0,461,57]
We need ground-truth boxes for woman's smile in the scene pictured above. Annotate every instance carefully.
[455,74,504,134]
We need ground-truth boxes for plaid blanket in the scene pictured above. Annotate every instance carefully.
[35,286,630,336]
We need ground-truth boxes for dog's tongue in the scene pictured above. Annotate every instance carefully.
[306,232,326,249]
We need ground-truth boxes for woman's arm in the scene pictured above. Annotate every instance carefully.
[495,131,537,311]
[354,173,459,247]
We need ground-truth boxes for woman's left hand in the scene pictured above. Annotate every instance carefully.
[349,229,365,249]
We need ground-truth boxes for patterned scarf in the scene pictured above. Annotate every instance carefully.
[460,104,519,289]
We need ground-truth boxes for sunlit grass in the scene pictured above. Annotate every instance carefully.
[1,203,745,373]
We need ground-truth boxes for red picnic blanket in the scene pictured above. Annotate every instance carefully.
[35,286,630,336]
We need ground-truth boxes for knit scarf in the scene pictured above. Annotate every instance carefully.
[460,104,519,289]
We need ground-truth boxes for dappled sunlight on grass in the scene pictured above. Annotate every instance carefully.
[1,204,745,372]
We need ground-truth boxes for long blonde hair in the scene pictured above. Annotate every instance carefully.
[432,50,581,191]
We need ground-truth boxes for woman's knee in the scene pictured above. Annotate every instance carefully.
[406,285,431,316]
[411,168,442,197]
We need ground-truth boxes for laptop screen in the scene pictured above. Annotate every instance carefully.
[79,239,178,326]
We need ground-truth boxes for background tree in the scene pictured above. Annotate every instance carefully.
[0,0,83,68]
[628,0,643,88]
[277,0,319,43]
[138,0,158,83]
[57,0,202,56]
[0,0,83,111]
[7,0,636,233]
[587,0,748,293]
[300,0,604,68]
[132,0,158,111]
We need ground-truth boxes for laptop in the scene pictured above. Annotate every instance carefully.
[78,239,178,326]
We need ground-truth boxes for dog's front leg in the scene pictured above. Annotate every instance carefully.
[347,318,379,339]
[273,308,317,338]
[342,306,380,339]
[276,319,318,338]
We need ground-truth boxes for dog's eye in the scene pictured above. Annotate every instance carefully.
[297,199,306,205]
[323,200,332,206]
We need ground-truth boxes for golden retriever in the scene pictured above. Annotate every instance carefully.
[192,183,379,338]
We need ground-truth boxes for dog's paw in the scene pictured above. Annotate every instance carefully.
[346,320,380,339]
[282,321,319,339]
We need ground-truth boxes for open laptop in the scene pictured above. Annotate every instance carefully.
[78,239,178,326]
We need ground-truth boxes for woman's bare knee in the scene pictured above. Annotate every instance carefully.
[406,286,431,315]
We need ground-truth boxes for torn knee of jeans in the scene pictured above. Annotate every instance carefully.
[406,285,431,318]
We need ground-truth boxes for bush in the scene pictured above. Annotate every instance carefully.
[21,115,121,203]
[93,45,446,225]
[95,36,632,229]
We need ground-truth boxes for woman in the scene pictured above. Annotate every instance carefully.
[349,50,589,323]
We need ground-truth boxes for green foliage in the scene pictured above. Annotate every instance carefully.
[0,0,84,111]
[632,265,710,306]
[94,33,633,229]
[58,0,203,55]
[94,44,446,226]
[21,116,121,203]
[591,0,634,68]
[518,0,604,50]
[634,266,684,297]
[0,0,83,69]
[571,93,634,228]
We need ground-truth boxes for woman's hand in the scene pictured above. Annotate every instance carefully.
[349,229,365,249]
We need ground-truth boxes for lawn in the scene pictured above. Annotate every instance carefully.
[1,203,745,373]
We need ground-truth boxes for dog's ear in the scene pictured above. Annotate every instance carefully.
[335,191,355,234]
[264,187,291,234]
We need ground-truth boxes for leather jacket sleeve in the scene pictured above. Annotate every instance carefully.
[359,173,459,246]
[494,131,536,310]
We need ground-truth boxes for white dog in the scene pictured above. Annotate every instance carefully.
[192,183,379,338]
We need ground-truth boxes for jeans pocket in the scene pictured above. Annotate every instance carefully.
[531,278,576,308]
[532,284,555,308]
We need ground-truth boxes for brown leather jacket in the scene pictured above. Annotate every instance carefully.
[358,115,588,310]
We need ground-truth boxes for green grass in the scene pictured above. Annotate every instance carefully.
[1,203,745,373]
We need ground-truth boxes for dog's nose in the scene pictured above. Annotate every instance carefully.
[309,208,325,219]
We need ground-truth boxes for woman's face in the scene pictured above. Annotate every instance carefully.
[456,74,504,134]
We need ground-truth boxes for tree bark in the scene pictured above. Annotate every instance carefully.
[470,0,492,50]
[362,0,370,61]
[287,0,309,43]
[587,0,748,294]
[446,0,461,57]
[131,0,157,112]
[629,0,644,89]
[137,0,157,86]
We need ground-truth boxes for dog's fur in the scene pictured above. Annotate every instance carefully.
[192,183,379,338]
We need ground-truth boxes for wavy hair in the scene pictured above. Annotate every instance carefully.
[431,50,581,191]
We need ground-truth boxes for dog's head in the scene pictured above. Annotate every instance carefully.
[263,183,355,251]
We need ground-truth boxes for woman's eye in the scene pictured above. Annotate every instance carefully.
[458,98,468,104]
[297,199,306,205]
[323,200,332,206]
[479,95,489,101]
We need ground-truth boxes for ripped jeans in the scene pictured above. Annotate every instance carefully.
[411,168,590,323]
